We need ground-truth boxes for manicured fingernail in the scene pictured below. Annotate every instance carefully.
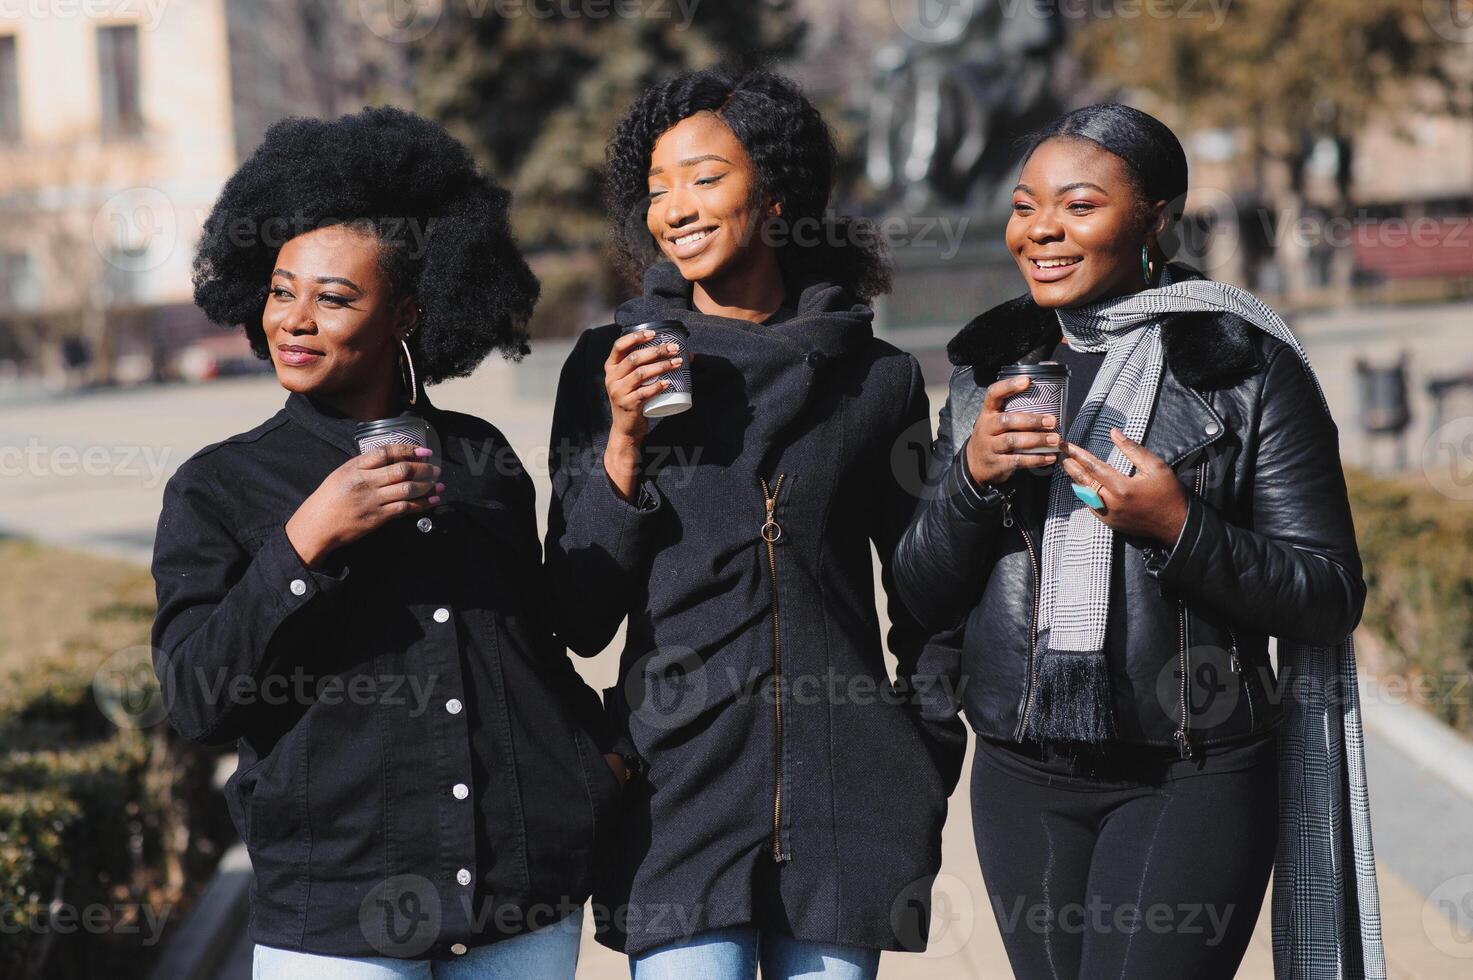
[1043,415,1057,428]
[667,343,679,353]
[1047,435,1060,445]
[428,495,441,504]
[415,447,433,457]
[671,357,683,366]
[435,482,445,493]
[431,465,441,477]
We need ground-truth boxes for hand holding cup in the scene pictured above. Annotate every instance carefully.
[285,444,443,569]
[964,375,1063,487]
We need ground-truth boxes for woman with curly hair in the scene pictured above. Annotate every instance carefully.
[544,69,966,978]
[151,106,624,978]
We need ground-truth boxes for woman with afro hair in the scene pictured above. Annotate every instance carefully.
[543,69,967,978]
[151,106,625,978]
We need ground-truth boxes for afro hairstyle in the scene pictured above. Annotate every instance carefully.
[192,105,538,384]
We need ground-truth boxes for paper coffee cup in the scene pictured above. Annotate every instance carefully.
[996,361,1069,455]
[621,319,693,418]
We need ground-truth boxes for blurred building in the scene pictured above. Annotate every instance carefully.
[0,0,409,385]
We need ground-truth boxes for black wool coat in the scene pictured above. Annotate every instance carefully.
[544,263,968,956]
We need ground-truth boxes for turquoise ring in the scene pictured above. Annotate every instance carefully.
[1071,483,1105,509]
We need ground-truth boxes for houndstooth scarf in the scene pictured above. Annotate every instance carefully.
[1029,270,1385,979]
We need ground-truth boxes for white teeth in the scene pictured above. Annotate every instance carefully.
[675,230,709,246]
[1034,257,1080,269]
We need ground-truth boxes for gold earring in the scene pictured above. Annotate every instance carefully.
[399,337,418,406]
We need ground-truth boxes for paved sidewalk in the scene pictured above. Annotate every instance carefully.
[5,314,1473,977]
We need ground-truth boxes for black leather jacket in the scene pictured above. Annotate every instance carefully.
[893,274,1366,753]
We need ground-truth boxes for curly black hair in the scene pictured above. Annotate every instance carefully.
[192,105,538,384]
[605,68,891,302]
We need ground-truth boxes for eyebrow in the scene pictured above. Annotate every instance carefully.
[272,269,365,292]
[1013,181,1110,197]
[648,154,733,177]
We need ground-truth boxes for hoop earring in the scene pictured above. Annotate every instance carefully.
[1141,244,1156,286]
[399,338,418,407]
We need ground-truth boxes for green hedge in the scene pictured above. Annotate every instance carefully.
[0,543,224,980]
[1347,468,1473,737]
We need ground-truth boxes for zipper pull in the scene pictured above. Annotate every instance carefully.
[1229,649,1241,673]
[760,478,783,543]
[1001,497,1015,529]
[1174,729,1194,759]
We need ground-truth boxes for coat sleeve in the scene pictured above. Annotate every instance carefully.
[892,367,1011,632]
[1144,344,1367,646]
[500,455,622,756]
[872,357,969,792]
[150,465,351,745]
[544,327,666,657]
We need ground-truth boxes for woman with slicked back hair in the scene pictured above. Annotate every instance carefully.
[895,103,1384,978]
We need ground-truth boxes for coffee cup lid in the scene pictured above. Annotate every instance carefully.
[998,361,1069,377]
[621,319,689,337]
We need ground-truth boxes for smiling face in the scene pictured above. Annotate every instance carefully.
[263,224,414,415]
[1006,136,1167,309]
[645,111,775,288]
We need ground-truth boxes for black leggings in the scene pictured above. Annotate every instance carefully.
[969,738,1277,980]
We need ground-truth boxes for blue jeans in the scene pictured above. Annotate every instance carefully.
[253,906,582,979]
[629,926,880,980]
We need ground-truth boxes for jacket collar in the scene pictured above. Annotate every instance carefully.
[945,264,1261,389]
[614,261,875,360]
[286,390,440,457]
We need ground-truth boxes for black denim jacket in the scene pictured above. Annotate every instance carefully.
[150,391,620,959]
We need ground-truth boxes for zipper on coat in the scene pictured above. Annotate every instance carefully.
[1174,456,1208,759]
[759,474,789,862]
[1006,491,1044,742]
[1229,626,1254,728]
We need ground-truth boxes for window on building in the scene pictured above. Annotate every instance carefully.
[97,25,141,138]
[0,36,19,143]
[0,251,39,311]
